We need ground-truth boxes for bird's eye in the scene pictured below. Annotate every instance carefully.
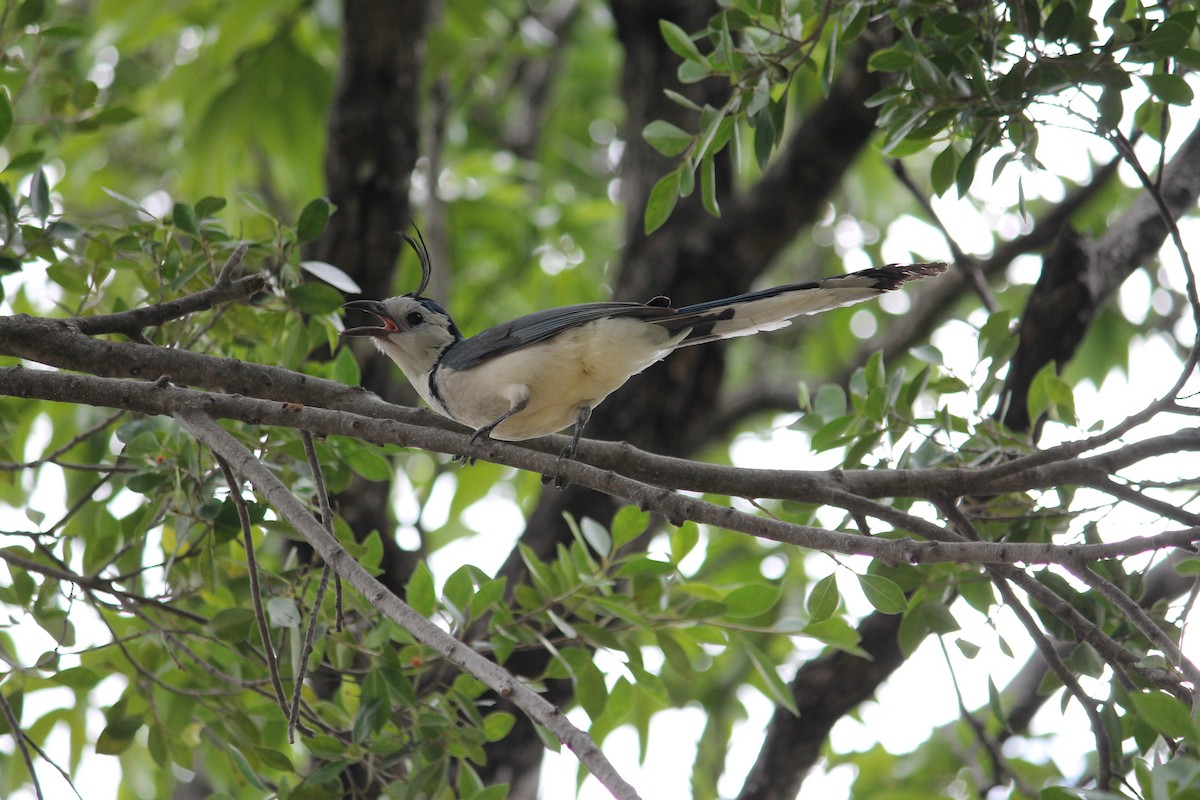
[405,312,424,326]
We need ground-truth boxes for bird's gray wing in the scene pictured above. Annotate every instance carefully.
[438,302,678,371]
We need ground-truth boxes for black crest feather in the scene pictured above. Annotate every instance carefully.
[400,227,433,298]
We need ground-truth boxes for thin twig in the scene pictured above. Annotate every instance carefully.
[0,548,208,623]
[994,578,1114,789]
[74,266,263,336]
[0,408,126,471]
[890,160,997,313]
[936,637,1040,798]
[216,243,250,284]
[938,501,1179,697]
[0,686,44,800]
[1067,561,1200,692]
[288,432,340,742]
[302,431,344,630]
[215,455,291,715]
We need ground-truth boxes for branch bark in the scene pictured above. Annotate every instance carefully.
[4,365,1198,568]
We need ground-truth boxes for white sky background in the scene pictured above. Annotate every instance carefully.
[2,46,1200,800]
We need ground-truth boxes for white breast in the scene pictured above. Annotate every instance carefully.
[436,317,685,440]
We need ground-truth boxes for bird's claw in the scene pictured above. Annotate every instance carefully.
[540,445,577,489]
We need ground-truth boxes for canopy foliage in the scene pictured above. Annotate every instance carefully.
[1,1,1200,799]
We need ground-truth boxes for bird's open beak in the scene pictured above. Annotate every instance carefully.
[341,299,398,338]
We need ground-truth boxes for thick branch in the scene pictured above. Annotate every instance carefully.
[5,366,1198,567]
[14,314,1200,506]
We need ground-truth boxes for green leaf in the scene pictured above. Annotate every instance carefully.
[936,13,977,35]
[579,516,612,558]
[287,282,345,314]
[15,0,46,27]
[50,666,101,689]
[814,384,847,418]
[195,196,227,218]
[1130,690,1194,741]
[810,415,858,451]
[724,584,781,618]
[1141,10,1197,58]
[663,89,702,111]
[611,506,649,548]
[744,638,799,715]
[30,167,50,220]
[256,746,295,773]
[700,153,720,217]
[1027,361,1077,426]
[807,574,839,622]
[96,716,143,755]
[898,600,959,656]
[868,45,914,72]
[1141,73,1194,106]
[865,350,885,390]
[406,561,436,618]
[266,596,301,628]
[644,167,682,234]
[987,677,1007,728]
[669,521,699,563]
[483,711,516,742]
[0,90,12,145]
[90,106,138,126]
[297,197,334,242]
[955,638,981,659]
[857,574,906,614]
[208,607,256,642]
[228,745,266,790]
[659,19,709,65]
[802,618,869,658]
[4,150,44,173]
[172,202,198,235]
[931,145,959,197]
[468,786,510,800]
[331,346,360,385]
[643,120,693,157]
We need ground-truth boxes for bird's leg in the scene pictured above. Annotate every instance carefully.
[544,404,591,488]
[456,395,530,466]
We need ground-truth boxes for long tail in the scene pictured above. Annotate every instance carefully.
[658,262,948,346]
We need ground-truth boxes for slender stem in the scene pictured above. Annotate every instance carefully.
[995,577,1114,789]
[0,686,44,800]
[302,431,344,629]
[1068,562,1200,693]
[288,432,339,742]
[216,456,291,715]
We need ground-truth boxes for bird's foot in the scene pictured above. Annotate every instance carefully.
[457,427,494,467]
[541,443,578,489]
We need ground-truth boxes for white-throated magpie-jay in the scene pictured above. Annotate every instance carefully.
[342,233,946,466]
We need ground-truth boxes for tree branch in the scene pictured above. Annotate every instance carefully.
[4,366,1199,568]
[75,256,261,336]
[173,409,644,800]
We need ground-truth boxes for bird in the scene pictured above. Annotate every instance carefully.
[342,232,947,478]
